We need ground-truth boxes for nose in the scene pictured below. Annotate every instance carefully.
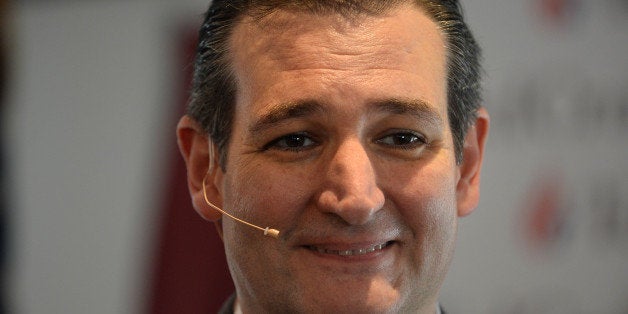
[317,139,385,225]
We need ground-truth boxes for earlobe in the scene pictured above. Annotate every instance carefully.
[456,107,490,217]
[176,115,224,221]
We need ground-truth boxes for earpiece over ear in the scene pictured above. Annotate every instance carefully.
[176,115,224,221]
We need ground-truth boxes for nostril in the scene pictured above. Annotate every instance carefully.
[317,190,340,212]
[326,193,384,226]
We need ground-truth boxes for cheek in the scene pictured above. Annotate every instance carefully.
[389,159,459,242]
[220,160,313,303]
[222,158,312,231]
[392,165,459,283]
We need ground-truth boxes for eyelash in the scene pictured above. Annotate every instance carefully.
[263,132,319,152]
[375,131,427,150]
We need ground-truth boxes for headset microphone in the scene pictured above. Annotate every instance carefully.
[202,174,280,239]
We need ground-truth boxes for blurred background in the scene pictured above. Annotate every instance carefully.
[1,0,627,313]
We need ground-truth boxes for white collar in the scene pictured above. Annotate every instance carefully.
[233,299,242,314]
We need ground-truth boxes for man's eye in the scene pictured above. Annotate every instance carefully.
[376,132,425,149]
[265,133,317,151]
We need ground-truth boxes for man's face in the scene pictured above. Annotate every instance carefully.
[201,4,479,313]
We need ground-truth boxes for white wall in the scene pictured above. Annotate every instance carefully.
[5,1,628,313]
[5,1,208,313]
[441,1,628,313]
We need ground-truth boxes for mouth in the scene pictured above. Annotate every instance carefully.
[305,241,394,256]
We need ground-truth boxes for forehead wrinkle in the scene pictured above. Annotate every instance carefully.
[248,100,324,134]
[233,7,434,73]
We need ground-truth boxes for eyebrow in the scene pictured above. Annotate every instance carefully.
[248,97,444,134]
[370,98,444,129]
[249,100,324,134]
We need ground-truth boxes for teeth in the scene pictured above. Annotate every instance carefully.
[309,242,390,256]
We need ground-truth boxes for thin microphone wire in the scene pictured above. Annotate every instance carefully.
[202,173,280,238]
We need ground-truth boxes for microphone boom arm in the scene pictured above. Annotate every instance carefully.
[202,175,280,239]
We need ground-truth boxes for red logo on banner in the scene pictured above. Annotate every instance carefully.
[522,170,571,252]
[537,0,580,26]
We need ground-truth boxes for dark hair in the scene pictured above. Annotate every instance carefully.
[188,0,482,167]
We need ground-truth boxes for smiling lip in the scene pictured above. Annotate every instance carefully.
[306,241,393,256]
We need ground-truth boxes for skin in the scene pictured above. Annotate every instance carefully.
[178,3,489,313]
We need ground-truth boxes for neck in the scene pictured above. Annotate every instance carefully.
[234,297,441,314]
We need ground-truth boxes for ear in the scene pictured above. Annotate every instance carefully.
[176,115,224,221]
[456,107,490,217]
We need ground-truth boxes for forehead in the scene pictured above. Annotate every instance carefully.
[230,4,444,70]
[227,4,447,115]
